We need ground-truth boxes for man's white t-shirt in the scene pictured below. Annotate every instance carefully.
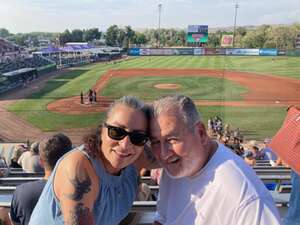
[154,143,281,225]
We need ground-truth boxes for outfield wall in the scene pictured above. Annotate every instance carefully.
[128,48,300,56]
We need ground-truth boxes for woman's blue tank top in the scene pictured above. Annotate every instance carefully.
[28,146,138,225]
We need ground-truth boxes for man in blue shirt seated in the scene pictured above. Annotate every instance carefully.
[261,138,277,162]
[10,133,72,225]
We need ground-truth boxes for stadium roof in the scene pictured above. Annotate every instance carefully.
[2,68,36,77]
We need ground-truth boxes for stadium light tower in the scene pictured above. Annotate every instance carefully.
[158,3,162,47]
[233,1,239,47]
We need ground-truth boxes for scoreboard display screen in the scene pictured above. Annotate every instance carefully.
[187,25,208,43]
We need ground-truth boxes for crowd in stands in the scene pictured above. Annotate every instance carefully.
[0,38,21,64]
[0,55,53,75]
[207,115,284,167]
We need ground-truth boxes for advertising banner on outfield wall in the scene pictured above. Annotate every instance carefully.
[194,48,205,55]
[278,50,286,56]
[176,48,195,55]
[286,50,300,56]
[139,48,172,55]
[128,48,140,56]
[226,48,260,56]
[139,48,194,56]
[259,49,278,56]
[204,48,226,55]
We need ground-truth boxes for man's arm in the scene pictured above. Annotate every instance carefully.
[54,152,99,225]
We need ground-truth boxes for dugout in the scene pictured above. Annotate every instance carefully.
[0,68,37,93]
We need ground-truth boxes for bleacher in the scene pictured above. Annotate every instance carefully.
[0,164,293,224]
[0,38,19,58]
[33,44,123,68]
[0,143,292,224]
[0,55,54,75]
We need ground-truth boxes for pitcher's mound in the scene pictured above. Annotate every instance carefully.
[154,83,181,89]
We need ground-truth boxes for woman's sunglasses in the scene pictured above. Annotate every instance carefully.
[104,123,148,146]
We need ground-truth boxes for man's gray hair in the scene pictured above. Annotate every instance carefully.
[107,95,150,120]
[152,95,201,130]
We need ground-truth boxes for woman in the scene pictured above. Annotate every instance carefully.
[29,96,152,225]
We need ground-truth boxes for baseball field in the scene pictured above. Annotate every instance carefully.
[6,55,300,141]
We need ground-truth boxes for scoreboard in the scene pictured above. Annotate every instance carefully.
[187,25,208,44]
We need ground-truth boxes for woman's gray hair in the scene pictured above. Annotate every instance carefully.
[151,95,201,130]
[107,95,150,120]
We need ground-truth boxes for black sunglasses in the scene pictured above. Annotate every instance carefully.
[104,123,148,146]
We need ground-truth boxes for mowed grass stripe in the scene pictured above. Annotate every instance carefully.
[120,56,300,78]
[120,57,150,68]
[152,56,176,68]
[167,56,186,68]
[101,76,248,101]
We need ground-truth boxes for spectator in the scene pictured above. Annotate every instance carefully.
[0,157,9,177]
[268,105,300,225]
[17,142,43,173]
[29,96,155,225]
[223,123,231,138]
[150,95,280,225]
[10,133,72,225]
[207,117,213,136]
[10,145,25,168]
[261,138,277,161]
[244,151,256,166]
[150,168,163,185]
[230,137,244,156]
[248,140,264,160]
[233,127,241,139]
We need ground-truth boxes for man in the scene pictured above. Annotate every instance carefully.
[150,95,281,225]
[17,142,43,173]
[10,133,72,225]
[268,105,300,225]
[261,138,277,161]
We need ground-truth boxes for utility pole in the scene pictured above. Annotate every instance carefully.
[158,3,162,47]
[233,2,239,48]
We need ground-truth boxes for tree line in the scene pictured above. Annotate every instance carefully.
[1,23,299,49]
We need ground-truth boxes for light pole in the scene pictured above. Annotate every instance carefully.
[233,2,239,48]
[158,3,162,47]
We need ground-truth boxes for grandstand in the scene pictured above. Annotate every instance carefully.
[34,43,123,67]
[0,52,56,94]
[0,38,19,55]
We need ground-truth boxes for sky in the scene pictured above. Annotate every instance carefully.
[0,0,300,33]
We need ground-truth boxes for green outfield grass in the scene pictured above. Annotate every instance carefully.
[7,56,300,139]
[102,76,248,101]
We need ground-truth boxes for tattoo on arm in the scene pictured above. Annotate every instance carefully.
[65,203,93,225]
[65,165,92,201]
